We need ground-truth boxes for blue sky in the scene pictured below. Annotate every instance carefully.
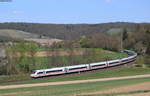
[0,0,149,24]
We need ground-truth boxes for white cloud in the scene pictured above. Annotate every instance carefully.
[105,0,112,3]
[12,11,24,14]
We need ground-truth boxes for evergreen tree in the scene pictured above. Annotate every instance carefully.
[122,28,128,41]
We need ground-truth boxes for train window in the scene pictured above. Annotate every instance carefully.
[37,72,44,74]
[122,60,128,62]
[109,62,119,65]
[92,64,105,67]
[46,70,62,73]
[32,71,36,74]
[46,71,51,73]
[69,67,86,70]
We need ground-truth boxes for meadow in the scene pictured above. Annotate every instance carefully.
[0,77,150,96]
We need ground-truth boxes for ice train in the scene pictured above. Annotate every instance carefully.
[30,50,137,78]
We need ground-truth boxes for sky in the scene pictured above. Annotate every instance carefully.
[0,0,149,24]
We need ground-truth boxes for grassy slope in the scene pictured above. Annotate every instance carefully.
[1,67,150,85]
[0,77,150,96]
[0,29,38,39]
[106,28,122,36]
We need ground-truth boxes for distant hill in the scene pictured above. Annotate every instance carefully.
[0,22,149,54]
[0,29,40,39]
[0,22,150,40]
[0,29,63,45]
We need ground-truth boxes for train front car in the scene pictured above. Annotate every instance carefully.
[30,70,45,78]
[30,70,38,78]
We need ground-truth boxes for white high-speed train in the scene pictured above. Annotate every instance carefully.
[30,50,137,78]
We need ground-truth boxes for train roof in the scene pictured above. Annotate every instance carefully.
[90,61,106,66]
[107,59,120,63]
[35,64,88,72]
[35,67,64,72]
[66,64,88,69]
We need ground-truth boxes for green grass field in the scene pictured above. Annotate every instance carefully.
[0,77,150,96]
[1,67,150,85]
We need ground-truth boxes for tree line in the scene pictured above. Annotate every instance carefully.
[1,42,38,75]
[52,28,150,55]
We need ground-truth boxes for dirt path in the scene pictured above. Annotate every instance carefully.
[0,74,150,90]
[35,50,84,57]
[14,50,85,57]
[118,92,150,96]
[80,82,150,96]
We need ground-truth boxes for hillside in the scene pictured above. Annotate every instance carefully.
[0,22,150,54]
[0,29,40,39]
[0,29,63,45]
[0,22,150,40]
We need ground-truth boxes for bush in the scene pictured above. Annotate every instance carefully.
[135,56,146,68]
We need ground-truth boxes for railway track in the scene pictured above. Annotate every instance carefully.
[0,61,135,85]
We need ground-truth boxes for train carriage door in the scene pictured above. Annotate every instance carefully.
[64,68,68,73]
[44,71,46,75]
[106,61,109,67]
[88,64,91,70]
[119,59,122,64]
